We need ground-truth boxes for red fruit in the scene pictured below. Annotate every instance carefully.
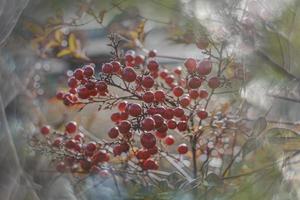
[40,125,50,135]
[96,81,108,92]
[118,101,127,112]
[85,81,96,90]
[128,103,142,117]
[108,127,119,139]
[135,55,145,65]
[56,91,64,100]
[65,139,76,149]
[164,135,175,145]
[120,112,129,120]
[143,91,155,103]
[154,90,165,102]
[184,58,197,73]
[74,132,85,141]
[92,150,110,162]
[197,110,208,119]
[125,50,135,62]
[174,66,182,75]
[102,63,113,74]
[148,146,158,154]
[113,145,123,156]
[173,86,184,97]
[199,89,209,98]
[162,108,174,120]
[155,131,167,139]
[122,131,132,139]
[208,77,220,89]
[120,142,130,152]
[52,137,62,147]
[74,69,84,80]
[148,49,157,57]
[118,120,132,133]
[196,38,209,50]
[189,89,199,99]
[140,132,156,149]
[152,114,164,128]
[167,119,177,129]
[136,149,151,160]
[197,60,212,75]
[56,162,66,172]
[147,60,159,71]
[86,142,97,152]
[143,159,158,170]
[174,107,185,118]
[68,77,78,88]
[177,121,188,131]
[156,122,168,133]
[188,77,202,89]
[142,76,154,88]
[159,69,169,79]
[165,75,174,84]
[141,117,155,131]
[122,67,137,82]
[180,96,191,108]
[111,61,121,73]
[83,65,94,77]
[65,121,77,134]
[78,87,90,99]
[177,143,188,154]
[155,106,166,115]
[111,112,121,122]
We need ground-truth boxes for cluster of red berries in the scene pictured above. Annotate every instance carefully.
[39,123,110,177]
[44,48,223,172]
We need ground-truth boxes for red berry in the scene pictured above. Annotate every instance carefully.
[180,95,191,108]
[86,142,97,152]
[164,135,175,145]
[56,91,64,100]
[111,61,121,73]
[122,67,137,82]
[199,89,209,98]
[74,132,85,141]
[174,66,182,75]
[40,125,50,135]
[197,59,212,75]
[108,127,119,139]
[120,142,130,152]
[173,86,184,97]
[148,146,158,155]
[148,50,157,57]
[65,139,76,149]
[197,110,208,120]
[157,122,168,133]
[196,38,209,50]
[143,91,155,103]
[96,81,108,92]
[120,112,129,120]
[85,81,96,90]
[162,108,174,120]
[113,145,123,156]
[165,75,175,84]
[152,114,164,128]
[52,137,62,147]
[118,120,132,134]
[154,90,165,102]
[142,76,154,88]
[68,77,78,88]
[174,107,185,118]
[143,159,158,170]
[177,143,188,154]
[102,63,113,74]
[74,69,84,80]
[135,55,145,65]
[141,117,155,131]
[128,103,142,117]
[65,121,77,134]
[177,121,188,131]
[140,132,156,149]
[189,89,199,99]
[147,60,159,71]
[167,119,177,129]
[92,150,110,162]
[159,69,169,79]
[78,87,90,99]
[208,77,220,89]
[188,77,202,89]
[111,112,121,122]
[136,149,151,160]
[83,65,94,77]
[155,131,167,139]
[184,58,197,73]
[118,101,127,112]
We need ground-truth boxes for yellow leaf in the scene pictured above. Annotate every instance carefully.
[54,29,63,42]
[57,48,72,57]
[68,33,77,51]
[44,40,60,50]
[23,21,44,36]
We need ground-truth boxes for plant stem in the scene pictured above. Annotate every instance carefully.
[191,135,197,178]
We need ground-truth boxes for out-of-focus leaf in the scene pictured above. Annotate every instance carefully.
[252,117,267,136]
[266,128,300,151]
[56,48,71,57]
[205,173,223,187]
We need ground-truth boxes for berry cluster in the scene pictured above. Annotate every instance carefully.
[34,46,232,177]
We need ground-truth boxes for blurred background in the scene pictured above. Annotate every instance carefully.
[2,0,300,199]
